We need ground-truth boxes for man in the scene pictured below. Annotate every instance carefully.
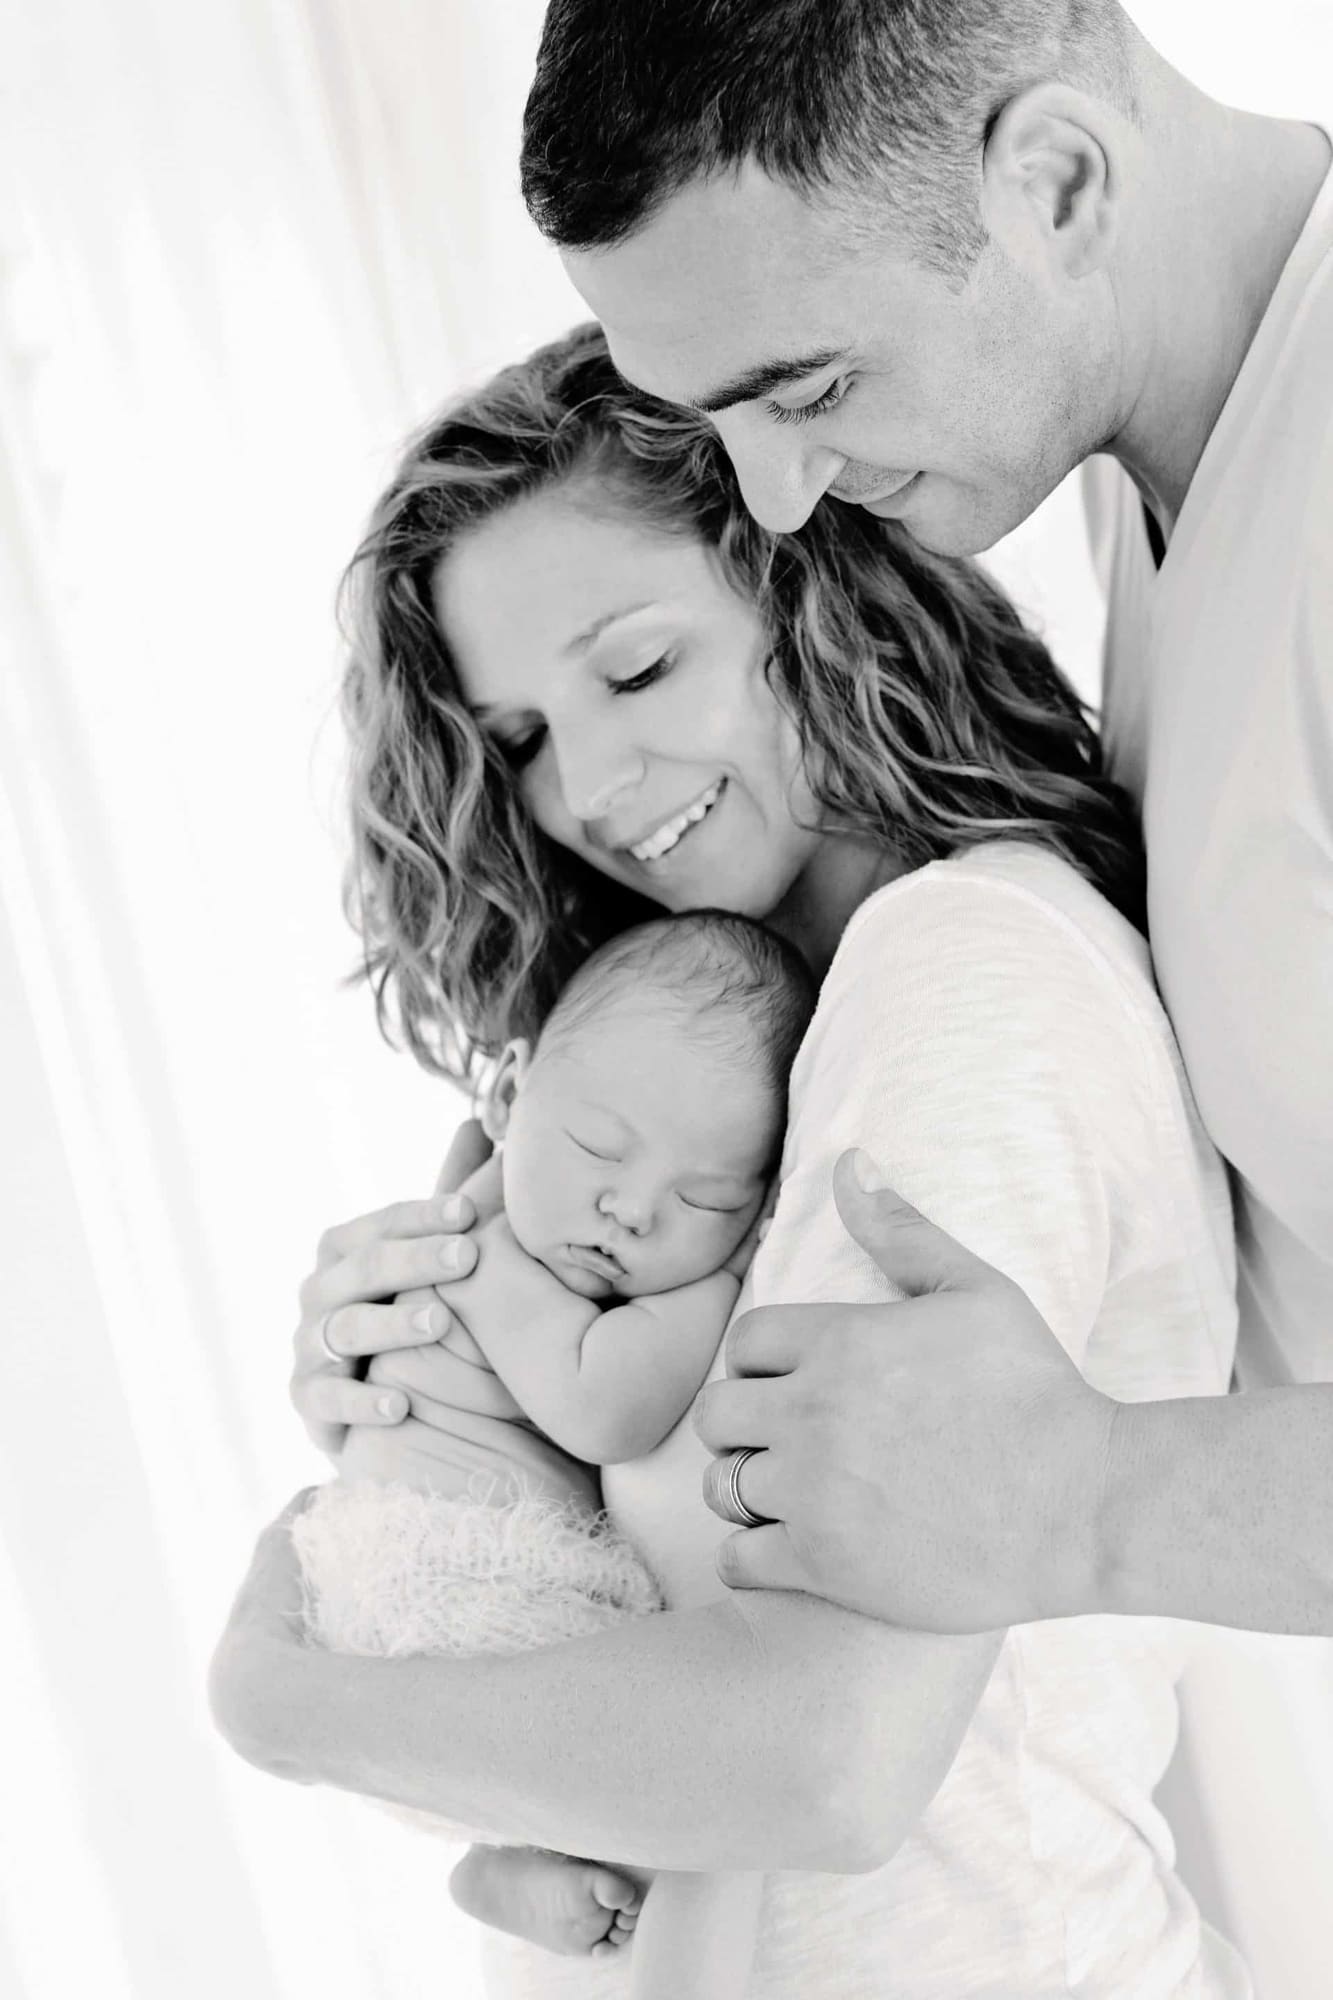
[520,0,1333,1635]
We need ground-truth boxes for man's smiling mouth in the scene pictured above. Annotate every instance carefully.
[626,778,725,863]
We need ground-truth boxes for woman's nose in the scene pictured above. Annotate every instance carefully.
[553,727,647,825]
[710,410,844,534]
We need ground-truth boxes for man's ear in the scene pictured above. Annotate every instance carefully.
[980,82,1124,281]
[481,1038,531,1143]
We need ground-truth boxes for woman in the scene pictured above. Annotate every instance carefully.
[212,323,1247,1996]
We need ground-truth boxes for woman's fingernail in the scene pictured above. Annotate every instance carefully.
[439,1238,466,1273]
[437,1195,463,1228]
[376,1392,405,1419]
[851,1147,885,1193]
[411,1304,441,1337]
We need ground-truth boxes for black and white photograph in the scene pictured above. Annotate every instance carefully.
[4,3,1331,1995]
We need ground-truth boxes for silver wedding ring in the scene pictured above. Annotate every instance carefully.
[316,1312,344,1367]
[717,1446,770,1529]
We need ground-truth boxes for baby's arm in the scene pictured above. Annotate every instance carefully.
[571,1273,739,1463]
[471,1252,738,1467]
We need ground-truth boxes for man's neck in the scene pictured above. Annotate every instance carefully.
[1111,90,1329,537]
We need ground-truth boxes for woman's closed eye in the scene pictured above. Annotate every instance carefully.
[607,650,675,696]
[764,378,850,427]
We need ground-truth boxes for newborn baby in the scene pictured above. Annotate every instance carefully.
[295,908,815,1998]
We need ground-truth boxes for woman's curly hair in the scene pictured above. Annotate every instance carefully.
[340,321,1144,1083]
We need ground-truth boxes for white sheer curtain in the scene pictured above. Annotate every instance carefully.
[1,3,1329,1997]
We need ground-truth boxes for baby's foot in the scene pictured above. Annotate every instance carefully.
[450,1843,643,1958]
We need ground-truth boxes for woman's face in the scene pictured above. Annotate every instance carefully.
[432,483,826,919]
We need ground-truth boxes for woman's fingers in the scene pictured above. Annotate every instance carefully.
[318,1291,451,1363]
[295,1371,415,1432]
[307,1230,477,1320]
[309,1192,475,1279]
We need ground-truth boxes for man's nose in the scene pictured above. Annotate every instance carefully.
[711,412,844,534]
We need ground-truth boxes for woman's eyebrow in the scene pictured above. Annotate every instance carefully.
[563,602,656,655]
[687,346,849,416]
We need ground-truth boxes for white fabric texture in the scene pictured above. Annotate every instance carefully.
[482,842,1249,1999]
[1084,137,1333,1391]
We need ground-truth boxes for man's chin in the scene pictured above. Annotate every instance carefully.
[875,486,1030,560]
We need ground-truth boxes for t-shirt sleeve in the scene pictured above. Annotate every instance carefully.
[747,872,1163,1369]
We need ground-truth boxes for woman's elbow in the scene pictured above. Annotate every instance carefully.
[207,1634,317,1786]
[798,1751,905,1873]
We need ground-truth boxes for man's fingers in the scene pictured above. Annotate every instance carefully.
[435,1118,493,1198]
[692,1373,787,1452]
[714,1523,812,1594]
[832,1149,988,1297]
[722,1305,809,1380]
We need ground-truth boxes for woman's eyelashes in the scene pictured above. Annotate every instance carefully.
[607,650,675,696]
[486,652,674,766]
[764,378,850,427]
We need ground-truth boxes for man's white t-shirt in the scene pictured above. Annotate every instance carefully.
[1084,139,1333,1388]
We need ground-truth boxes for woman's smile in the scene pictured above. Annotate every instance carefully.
[435,489,826,923]
[623,778,726,866]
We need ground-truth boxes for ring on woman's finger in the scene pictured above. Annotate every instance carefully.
[715,1446,771,1529]
[316,1311,346,1368]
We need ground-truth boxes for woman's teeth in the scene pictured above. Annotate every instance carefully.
[629,780,723,863]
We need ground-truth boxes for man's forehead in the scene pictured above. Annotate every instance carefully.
[563,167,850,399]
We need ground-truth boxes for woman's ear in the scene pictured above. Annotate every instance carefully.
[481,1038,531,1143]
[980,82,1125,281]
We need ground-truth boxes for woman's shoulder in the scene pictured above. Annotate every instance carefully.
[829,840,1163,1046]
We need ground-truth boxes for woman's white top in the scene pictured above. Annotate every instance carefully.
[482,842,1251,1998]
[1084,135,1333,1389]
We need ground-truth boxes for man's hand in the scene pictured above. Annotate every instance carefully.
[694,1149,1116,1632]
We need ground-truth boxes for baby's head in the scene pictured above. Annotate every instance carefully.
[486,912,817,1300]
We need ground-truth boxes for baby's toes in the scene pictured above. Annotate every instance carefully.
[590,1867,642,1916]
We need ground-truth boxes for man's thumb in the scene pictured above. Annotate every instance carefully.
[833,1149,984,1296]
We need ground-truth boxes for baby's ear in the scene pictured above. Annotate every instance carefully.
[480,1038,531,1142]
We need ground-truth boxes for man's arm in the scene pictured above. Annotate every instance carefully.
[209,1494,999,1872]
[699,1159,1333,1635]
[1099,1384,1333,1631]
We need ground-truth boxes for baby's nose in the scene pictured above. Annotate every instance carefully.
[598,1187,653,1236]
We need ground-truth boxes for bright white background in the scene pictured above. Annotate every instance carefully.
[1,4,1330,1996]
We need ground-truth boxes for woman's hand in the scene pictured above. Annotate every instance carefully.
[290,1118,494,1457]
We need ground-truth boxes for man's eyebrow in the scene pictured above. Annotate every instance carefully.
[686,347,849,416]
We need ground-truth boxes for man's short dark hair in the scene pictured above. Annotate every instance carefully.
[522,0,1129,273]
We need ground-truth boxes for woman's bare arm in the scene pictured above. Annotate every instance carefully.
[210,1497,999,1873]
